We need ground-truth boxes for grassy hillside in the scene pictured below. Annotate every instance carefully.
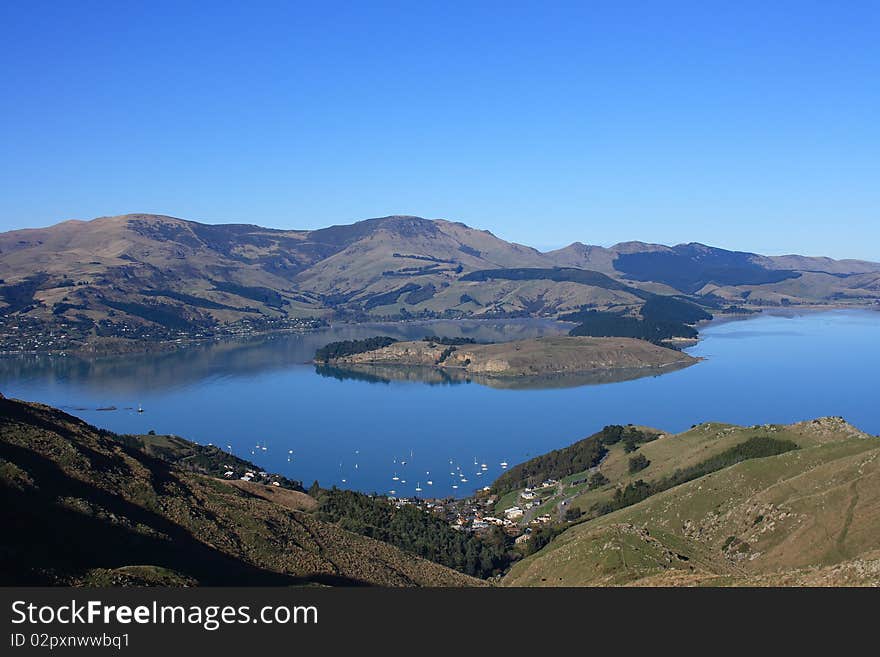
[502,417,880,586]
[324,336,698,380]
[0,394,481,587]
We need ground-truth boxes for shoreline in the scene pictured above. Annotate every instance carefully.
[1,303,876,360]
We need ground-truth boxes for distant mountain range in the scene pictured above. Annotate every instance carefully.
[1,213,878,351]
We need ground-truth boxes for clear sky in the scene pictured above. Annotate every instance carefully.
[1,1,878,259]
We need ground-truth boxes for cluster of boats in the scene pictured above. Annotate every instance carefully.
[226,439,513,498]
[388,455,509,496]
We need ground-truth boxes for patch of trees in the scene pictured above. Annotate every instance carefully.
[564,506,583,522]
[640,296,712,324]
[523,523,567,555]
[492,433,606,495]
[210,281,286,308]
[320,290,360,307]
[392,253,456,264]
[562,295,713,344]
[382,265,445,277]
[659,436,798,489]
[423,335,477,345]
[598,479,655,513]
[628,453,651,473]
[403,284,437,304]
[314,336,398,362]
[101,299,198,331]
[313,488,514,578]
[52,302,87,315]
[363,284,420,309]
[461,267,630,291]
[592,436,799,516]
[0,273,50,313]
[599,424,661,452]
[564,309,697,344]
[492,425,656,495]
[142,289,255,312]
[436,346,457,363]
[569,310,697,342]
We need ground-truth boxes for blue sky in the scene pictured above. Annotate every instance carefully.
[1,1,878,259]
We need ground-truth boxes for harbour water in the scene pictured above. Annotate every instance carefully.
[2,309,878,497]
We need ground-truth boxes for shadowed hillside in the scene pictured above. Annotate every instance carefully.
[0,394,481,587]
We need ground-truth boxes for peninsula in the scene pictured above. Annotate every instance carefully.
[317,335,698,381]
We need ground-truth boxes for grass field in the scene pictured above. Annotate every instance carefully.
[503,417,880,586]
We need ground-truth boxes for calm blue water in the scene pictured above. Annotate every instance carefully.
[1,310,878,497]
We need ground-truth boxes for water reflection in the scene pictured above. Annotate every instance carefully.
[2,310,878,498]
[0,319,571,394]
[315,360,696,390]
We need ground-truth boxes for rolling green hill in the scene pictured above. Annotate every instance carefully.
[502,417,880,586]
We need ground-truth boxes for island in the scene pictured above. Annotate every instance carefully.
[315,335,699,385]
